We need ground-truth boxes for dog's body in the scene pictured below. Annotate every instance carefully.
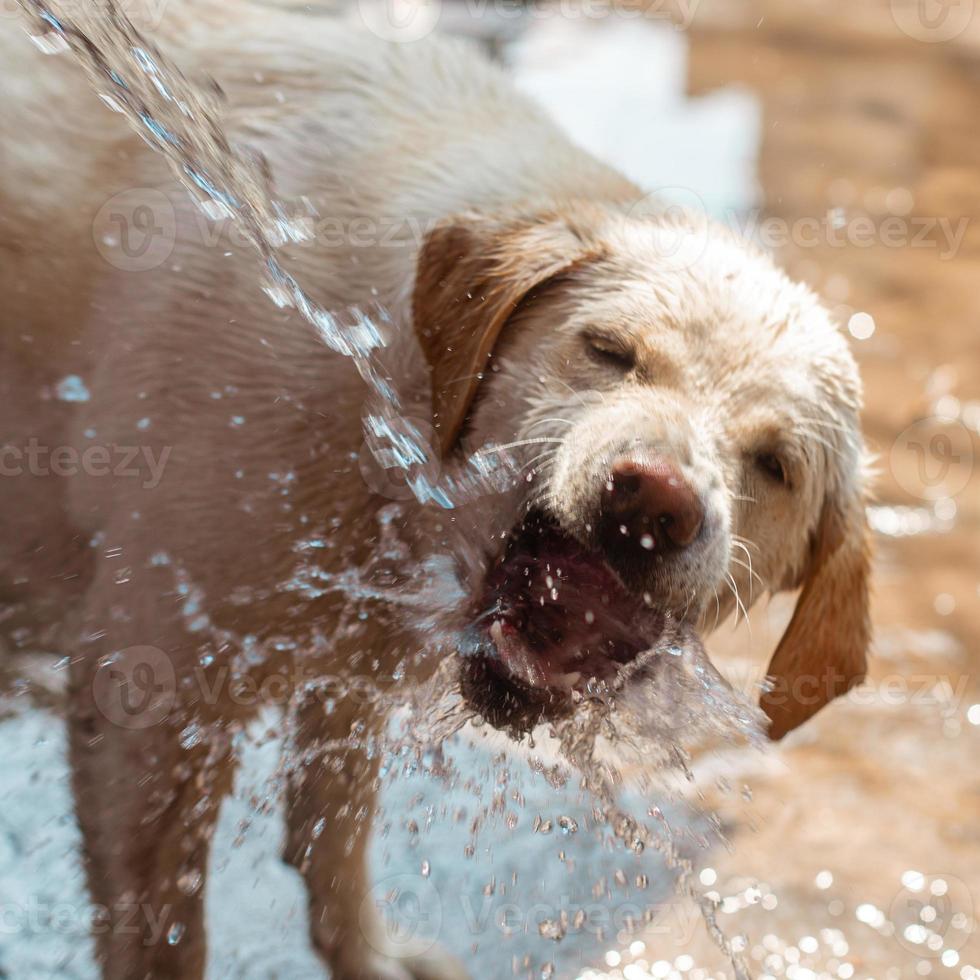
[1,8,870,979]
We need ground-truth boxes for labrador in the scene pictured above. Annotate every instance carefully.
[0,5,870,979]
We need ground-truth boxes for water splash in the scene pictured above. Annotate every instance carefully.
[394,619,765,978]
[16,0,518,511]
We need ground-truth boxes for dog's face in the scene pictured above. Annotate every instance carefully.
[414,204,870,740]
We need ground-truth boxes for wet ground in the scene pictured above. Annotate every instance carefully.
[1,3,979,979]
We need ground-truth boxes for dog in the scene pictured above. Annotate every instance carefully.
[0,5,871,978]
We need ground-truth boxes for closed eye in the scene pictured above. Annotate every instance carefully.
[584,333,635,372]
[754,451,791,488]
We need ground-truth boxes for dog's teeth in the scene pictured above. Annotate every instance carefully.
[490,620,505,645]
[559,671,582,688]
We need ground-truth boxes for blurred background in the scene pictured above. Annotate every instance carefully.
[1,1,978,978]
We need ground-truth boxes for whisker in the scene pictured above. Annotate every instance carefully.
[731,533,761,553]
[521,449,559,474]
[725,571,751,636]
[730,540,762,585]
[680,587,696,622]
[710,586,722,632]
[526,417,575,432]
[522,449,558,466]
[729,556,763,598]
[475,437,563,456]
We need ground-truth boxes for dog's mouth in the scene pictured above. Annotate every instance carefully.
[458,509,666,732]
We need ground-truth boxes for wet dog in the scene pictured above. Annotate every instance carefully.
[0,7,870,978]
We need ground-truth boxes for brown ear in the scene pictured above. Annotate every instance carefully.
[761,490,872,739]
[413,212,603,455]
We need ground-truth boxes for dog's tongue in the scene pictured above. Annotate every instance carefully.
[472,515,659,693]
[486,618,553,689]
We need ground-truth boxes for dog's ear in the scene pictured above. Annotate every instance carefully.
[413,213,603,455]
[761,484,872,739]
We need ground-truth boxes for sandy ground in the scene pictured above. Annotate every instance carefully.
[2,5,979,980]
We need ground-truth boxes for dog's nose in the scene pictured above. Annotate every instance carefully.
[602,456,704,551]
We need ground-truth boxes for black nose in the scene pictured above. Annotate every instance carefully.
[600,456,705,554]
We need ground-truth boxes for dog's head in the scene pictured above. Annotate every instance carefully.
[413,203,870,740]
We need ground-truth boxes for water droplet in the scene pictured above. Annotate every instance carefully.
[166,922,185,945]
[177,870,202,896]
[179,724,201,750]
[55,374,90,403]
[29,32,70,55]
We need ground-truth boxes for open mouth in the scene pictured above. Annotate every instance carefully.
[458,509,666,733]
